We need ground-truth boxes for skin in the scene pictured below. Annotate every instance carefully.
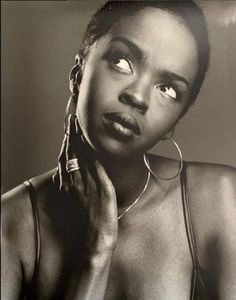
[77,8,198,158]
[2,7,236,300]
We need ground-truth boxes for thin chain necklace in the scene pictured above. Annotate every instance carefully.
[117,154,150,220]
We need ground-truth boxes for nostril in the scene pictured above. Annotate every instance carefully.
[119,92,148,114]
[119,93,130,105]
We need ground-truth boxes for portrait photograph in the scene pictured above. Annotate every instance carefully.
[2,1,236,299]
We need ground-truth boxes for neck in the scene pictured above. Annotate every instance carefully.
[97,153,149,209]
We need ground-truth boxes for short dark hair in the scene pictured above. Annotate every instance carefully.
[78,0,210,116]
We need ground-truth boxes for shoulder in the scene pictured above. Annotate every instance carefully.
[2,182,35,292]
[186,160,236,187]
[185,161,236,207]
[148,154,236,237]
[2,183,32,251]
[184,162,236,295]
[148,153,236,198]
[186,161,236,239]
[1,169,57,281]
[185,163,236,278]
[183,161,236,240]
[2,168,57,234]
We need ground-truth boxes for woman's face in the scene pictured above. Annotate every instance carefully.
[76,7,198,158]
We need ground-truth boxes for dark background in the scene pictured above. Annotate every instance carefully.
[2,1,236,192]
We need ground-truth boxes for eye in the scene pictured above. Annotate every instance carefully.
[157,84,177,100]
[109,51,133,74]
[114,58,132,73]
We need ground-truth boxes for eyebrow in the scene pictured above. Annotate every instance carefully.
[160,70,189,87]
[110,36,189,88]
[111,36,146,60]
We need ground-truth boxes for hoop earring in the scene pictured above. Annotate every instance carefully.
[143,137,183,180]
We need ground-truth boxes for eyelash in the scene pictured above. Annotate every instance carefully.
[106,48,133,73]
[157,83,181,102]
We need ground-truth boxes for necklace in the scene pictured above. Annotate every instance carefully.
[118,154,150,220]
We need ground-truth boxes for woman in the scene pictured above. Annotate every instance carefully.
[2,1,236,299]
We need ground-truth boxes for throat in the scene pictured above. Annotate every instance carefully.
[99,154,149,210]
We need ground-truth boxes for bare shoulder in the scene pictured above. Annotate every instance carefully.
[2,168,57,239]
[185,161,236,208]
[149,155,236,294]
[148,153,236,184]
[184,161,236,237]
[1,169,57,285]
[148,153,236,202]
[2,183,32,251]
[185,162,236,296]
[2,181,35,298]
[148,154,236,236]
[186,160,236,186]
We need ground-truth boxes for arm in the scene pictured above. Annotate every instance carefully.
[1,223,22,300]
[215,167,236,299]
[187,163,236,299]
[65,251,113,300]
[1,185,35,300]
[57,114,118,300]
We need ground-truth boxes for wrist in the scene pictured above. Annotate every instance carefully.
[83,250,113,272]
[84,231,117,255]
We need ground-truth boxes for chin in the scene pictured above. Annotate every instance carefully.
[86,132,142,159]
[96,139,134,158]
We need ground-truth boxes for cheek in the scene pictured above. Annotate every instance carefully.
[76,65,117,135]
[148,96,183,125]
[146,114,170,140]
[78,65,112,109]
[143,100,183,146]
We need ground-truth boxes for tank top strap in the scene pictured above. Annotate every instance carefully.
[23,180,41,299]
[181,162,211,299]
[180,162,199,299]
[180,162,199,267]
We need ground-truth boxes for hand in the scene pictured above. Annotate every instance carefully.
[56,114,118,257]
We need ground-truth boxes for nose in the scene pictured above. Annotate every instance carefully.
[118,77,150,114]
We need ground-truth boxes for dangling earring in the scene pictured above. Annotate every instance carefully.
[143,137,183,180]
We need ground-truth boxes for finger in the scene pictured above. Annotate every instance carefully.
[58,133,71,191]
[92,160,114,195]
[93,160,117,220]
[66,114,85,195]
[58,133,68,162]
[58,114,82,192]
[82,164,97,197]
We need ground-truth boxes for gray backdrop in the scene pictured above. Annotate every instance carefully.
[2,1,236,192]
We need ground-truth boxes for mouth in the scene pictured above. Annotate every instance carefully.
[103,112,141,139]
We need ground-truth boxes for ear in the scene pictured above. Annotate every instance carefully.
[64,55,83,132]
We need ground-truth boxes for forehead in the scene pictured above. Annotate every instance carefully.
[107,7,198,83]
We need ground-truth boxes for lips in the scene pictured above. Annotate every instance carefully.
[103,112,141,136]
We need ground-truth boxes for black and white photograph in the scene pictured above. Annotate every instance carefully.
[2,1,236,299]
